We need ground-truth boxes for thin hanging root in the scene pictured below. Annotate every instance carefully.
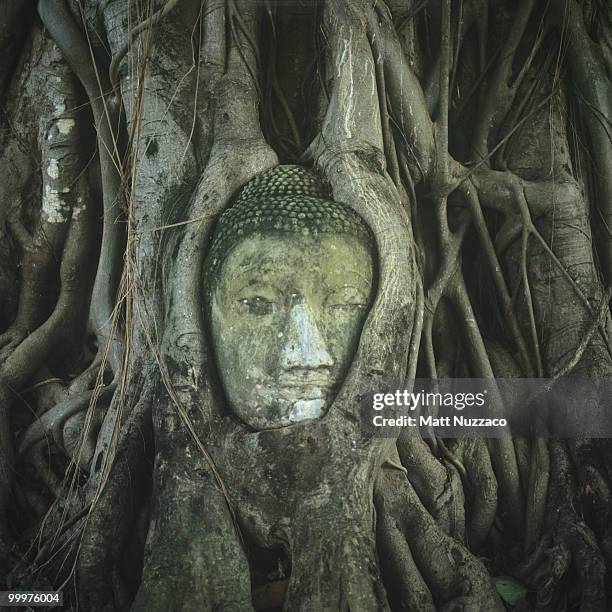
[262,2,302,155]
[460,180,534,375]
[506,182,544,378]
[20,485,49,518]
[108,0,182,93]
[519,222,544,376]
[526,219,612,360]
[423,315,438,379]
[406,277,424,381]
[470,0,538,160]
[438,0,451,157]
[549,286,612,379]
[449,275,524,531]
[448,0,463,99]
[511,182,612,371]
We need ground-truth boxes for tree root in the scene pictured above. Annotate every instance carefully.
[39,0,126,375]
[377,496,436,611]
[396,436,466,540]
[131,406,253,612]
[78,392,152,611]
[446,438,498,549]
[374,466,504,611]
[0,327,27,362]
[3,3,611,612]
[17,385,115,458]
[537,440,608,610]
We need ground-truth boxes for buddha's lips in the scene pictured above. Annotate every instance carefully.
[278,371,332,390]
[279,369,332,383]
[273,372,332,403]
[278,385,331,401]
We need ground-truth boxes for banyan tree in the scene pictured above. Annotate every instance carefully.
[0,0,611,610]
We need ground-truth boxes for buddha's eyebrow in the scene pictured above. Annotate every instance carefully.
[234,278,284,294]
[326,269,373,287]
[228,267,284,293]
[233,264,277,277]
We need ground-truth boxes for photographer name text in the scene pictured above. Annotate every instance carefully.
[371,389,508,429]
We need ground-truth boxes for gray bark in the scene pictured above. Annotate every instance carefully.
[0,1,610,610]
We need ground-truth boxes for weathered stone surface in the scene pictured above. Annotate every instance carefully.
[206,165,375,429]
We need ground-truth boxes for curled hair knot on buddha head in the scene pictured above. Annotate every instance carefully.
[205,164,375,286]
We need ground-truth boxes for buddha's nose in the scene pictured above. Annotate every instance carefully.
[281,303,333,370]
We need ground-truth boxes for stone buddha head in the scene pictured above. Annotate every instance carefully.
[205,165,376,430]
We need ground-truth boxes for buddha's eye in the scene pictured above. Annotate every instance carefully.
[329,302,366,312]
[325,286,368,312]
[237,295,277,315]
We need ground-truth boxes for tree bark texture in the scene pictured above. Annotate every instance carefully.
[0,1,611,610]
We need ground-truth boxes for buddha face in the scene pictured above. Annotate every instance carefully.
[209,232,374,430]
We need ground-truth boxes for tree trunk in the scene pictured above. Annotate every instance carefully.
[0,1,611,610]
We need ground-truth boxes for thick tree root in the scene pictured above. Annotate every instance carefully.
[131,410,253,612]
[377,506,436,611]
[397,436,465,539]
[2,2,612,611]
[374,466,504,611]
[78,392,153,611]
